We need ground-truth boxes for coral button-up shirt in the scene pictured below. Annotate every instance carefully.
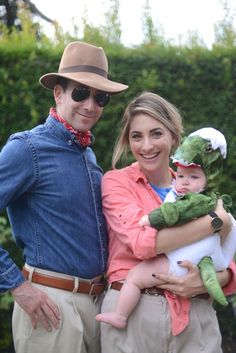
[102,162,236,335]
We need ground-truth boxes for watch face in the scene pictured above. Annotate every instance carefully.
[212,217,223,231]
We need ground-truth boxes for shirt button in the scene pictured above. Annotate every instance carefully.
[68,140,72,145]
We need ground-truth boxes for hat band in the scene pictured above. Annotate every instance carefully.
[59,65,108,78]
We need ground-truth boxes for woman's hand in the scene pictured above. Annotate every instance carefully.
[153,260,206,298]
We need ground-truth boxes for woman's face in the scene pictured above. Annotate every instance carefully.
[129,113,176,180]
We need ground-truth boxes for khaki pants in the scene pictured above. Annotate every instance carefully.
[12,280,103,353]
[100,289,222,353]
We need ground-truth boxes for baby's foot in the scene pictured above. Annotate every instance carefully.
[96,312,127,329]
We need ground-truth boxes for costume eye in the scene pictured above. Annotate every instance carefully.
[205,143,213,153]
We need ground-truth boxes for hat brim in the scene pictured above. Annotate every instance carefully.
[39,72,128,93]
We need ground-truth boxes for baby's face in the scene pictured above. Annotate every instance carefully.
[175,166,207,194]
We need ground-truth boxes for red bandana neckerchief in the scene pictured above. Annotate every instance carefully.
[50,107,92,147]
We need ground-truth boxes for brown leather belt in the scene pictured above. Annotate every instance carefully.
[111,281,209,299]
[22,267,107,295]
[111,281,165,296]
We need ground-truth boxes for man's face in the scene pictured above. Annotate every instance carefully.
[54,81,108,132]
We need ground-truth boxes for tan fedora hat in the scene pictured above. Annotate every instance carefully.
[39,41,128,93]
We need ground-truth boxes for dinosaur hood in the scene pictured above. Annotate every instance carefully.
[172,127,227,193]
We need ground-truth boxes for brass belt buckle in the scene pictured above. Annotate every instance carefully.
[145,287,160,296]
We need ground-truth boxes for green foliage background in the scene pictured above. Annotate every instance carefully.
[1,43,236,207]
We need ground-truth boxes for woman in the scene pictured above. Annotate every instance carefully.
[99,92,236,353]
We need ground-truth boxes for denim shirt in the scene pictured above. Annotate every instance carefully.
[0,116,108,292]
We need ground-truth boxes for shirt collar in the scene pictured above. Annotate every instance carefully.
[127,162,176,184]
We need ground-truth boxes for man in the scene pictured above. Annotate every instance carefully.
[0,41,128,353]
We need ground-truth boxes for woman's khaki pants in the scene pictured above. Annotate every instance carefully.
[100,288,223,353]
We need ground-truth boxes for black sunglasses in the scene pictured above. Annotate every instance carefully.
[71,86,110,107]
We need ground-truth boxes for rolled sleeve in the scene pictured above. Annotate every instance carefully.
[0,262,25,292]
[223,261,236,295]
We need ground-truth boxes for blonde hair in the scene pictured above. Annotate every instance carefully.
[112,92,183,169]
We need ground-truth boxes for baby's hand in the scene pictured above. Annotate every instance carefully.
[139,215,150,227]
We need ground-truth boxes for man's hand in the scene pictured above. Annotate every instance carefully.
[11,281,61,331]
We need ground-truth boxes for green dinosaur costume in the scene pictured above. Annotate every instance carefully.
[148,127,231,306]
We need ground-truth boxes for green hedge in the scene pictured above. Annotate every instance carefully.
[1,43,236,207]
